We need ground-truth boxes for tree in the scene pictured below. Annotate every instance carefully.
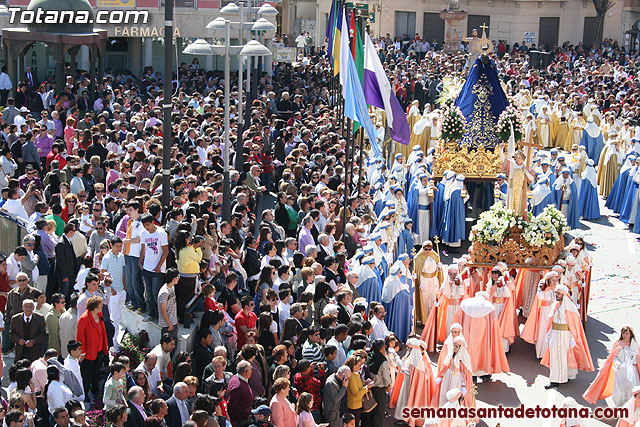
[592,0,615,47]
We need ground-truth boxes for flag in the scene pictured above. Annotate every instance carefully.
[338,6,350,93]
[354,19,364,83]
[326,0,337,61]
[332,4,343,77]
[350,11,356,59]
[363,32,410,145]
[343,51,383,160]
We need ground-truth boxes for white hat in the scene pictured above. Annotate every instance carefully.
[556,284,570,295]
[450,323,462,331]
[390,264,401,275]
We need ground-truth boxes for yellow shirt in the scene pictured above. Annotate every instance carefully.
[176,246,203,274]
[347,372,367,410]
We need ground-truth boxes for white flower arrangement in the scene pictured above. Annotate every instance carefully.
[522,205,569,248]
[470,203,525,244]
[439,106,466,142]
[471,204,568,248]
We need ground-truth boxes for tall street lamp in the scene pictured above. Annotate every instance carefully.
[220,2,278,170]
[183,21,271,222]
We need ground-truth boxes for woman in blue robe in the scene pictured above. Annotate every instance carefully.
[397,219,415,261]
[531,176,556,216]
[431,170,453,239]
[606,154,636,213]
[553,168,581,229]
[620,163,640,223]
[355,256,383,304]
[381,263,413,343]
[578,160,601,220]
[441,174,467,246]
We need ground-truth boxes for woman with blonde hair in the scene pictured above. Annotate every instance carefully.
[270,378,297,427]
[345,355,371,427]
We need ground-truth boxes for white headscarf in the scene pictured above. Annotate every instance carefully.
[553,173,574,191]
[581,162,597,188]
[405,338,427,373]
[442,336,472,372]
[584,118,602,138]
[444,174,464,201]
[604,143,620,166]
[532,178,551,206]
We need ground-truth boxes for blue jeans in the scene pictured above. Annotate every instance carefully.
[124,255,144,309]
[142,269,164,318]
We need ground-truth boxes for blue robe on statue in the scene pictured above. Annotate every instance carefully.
[430,181,446,239]
[381,275,412,343]
[356,265,383,304]
[441,188,466,244]
[578,172,601,220]
[620,174,639,223]
[580,131,604,164]
[455,56,509,150]
[397,228,414,261]
[553,180,580,229]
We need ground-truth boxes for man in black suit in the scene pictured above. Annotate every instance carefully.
[274,192,290,232]
[341,223,360,259]
[165,382,191,427]
[191,329,214,381]
[290,303,311,335]
[336,292,351,326]
[243,236,261,294]
[10,297,46,361]
[124,386,149,427]
[55,223,77,298]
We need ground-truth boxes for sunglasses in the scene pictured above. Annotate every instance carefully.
[17,279,29,282]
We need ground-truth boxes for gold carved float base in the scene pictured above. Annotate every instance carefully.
[470,228,563,268]
[433,141,503,179]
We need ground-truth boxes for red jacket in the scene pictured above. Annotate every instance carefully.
[76,310,109,361]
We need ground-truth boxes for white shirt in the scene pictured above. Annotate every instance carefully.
[63,355,85,400]
[176,397,189,423]
[277,300,290,332]
[137,362,162,393]
[2,198,29,221]
[140,227,168,273]
[47,380,73,415]
[6,254,21,281]
[370,315,389,341]
[0,72,12,90]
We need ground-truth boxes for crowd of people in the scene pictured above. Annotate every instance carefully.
[0,28,639,427]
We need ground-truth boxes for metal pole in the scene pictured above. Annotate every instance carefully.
[244,52,252,132]
[235,3,245,171]
[358,129,364,194]
[342,118,351,239]
[161,0,174,207]
[223,20,232,222]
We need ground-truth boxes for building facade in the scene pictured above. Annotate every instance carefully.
[312,0,640,50]
[0,0,277,82]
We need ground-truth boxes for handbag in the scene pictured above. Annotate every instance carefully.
[361,389,378,413]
